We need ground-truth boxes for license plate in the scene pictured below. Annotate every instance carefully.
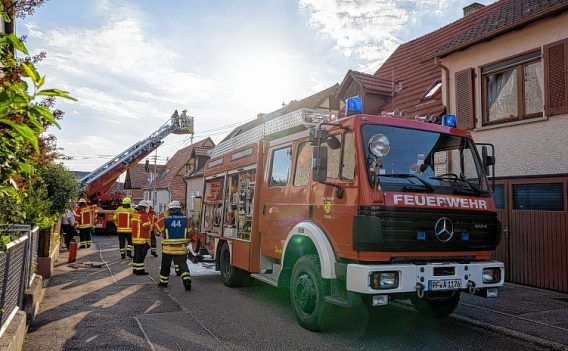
[429,279,462,291]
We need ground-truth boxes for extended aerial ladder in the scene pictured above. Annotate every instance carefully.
[79,110,194,203]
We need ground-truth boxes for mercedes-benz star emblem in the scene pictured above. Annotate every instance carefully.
[434,217,454,242]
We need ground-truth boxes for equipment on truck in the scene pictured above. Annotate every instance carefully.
[79,110,194,233]
[199,103,503,331]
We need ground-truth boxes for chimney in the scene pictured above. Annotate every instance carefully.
[463,2,485,17]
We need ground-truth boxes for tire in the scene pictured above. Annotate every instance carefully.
[219,241,251,287]
[290,254,332,331]
[410,290,460,318]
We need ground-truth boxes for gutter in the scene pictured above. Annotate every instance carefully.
[435,56,451,113]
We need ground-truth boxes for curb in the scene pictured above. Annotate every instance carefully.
[392,301,568,351]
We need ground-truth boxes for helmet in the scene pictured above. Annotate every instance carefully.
[167,201,181,209]
[122,197,132,205]
[145,200,153,208]
[78,198,87,204]
[137,200,149,208]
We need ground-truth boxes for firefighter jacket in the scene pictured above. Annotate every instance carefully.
[131,210,152,244]
[75,205,95,229]
[113,206,135,233]
[155,212,188,255]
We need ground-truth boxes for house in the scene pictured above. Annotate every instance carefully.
[123,163,165,205]
[337,0,568,293]
[142,138,215,214]
[184,146,213,221]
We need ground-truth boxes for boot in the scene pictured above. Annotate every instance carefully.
[127,253,133,259]
[158,282,167,288]
[151,251,158,257]
[121,254,126,259]
[184,281,192,291]
[138,271,149,275]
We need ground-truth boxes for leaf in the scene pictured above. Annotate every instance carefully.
[0,10,10,23]
[24,110,43,130]
[36,89,77,101]
[38,76,45,88]
[18,162,33,175]
[29,105,60,128]
[0,119,39,152]
[4,34,29,55]
[21,62,40,85]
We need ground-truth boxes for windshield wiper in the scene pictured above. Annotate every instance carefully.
[380,173,434,192]
[429,175,482,195]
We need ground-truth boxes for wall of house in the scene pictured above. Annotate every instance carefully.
[185,176,204,218]
[441,11,568,177]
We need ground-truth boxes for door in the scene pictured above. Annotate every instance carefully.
[492,181,511,281]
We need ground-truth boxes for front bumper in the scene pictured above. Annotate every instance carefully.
[346,261,504,294]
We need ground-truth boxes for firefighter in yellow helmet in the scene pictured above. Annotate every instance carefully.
[113,197,135,259]
[74,198,94,248]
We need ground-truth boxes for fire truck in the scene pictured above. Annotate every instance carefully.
[79,110,194,232]
[199,98,504,331]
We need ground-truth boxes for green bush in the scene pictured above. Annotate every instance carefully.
[40,163,78,215]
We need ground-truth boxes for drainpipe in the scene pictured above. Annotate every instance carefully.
[435,56,451,113]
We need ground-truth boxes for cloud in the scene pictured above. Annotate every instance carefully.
[299,0,478,72]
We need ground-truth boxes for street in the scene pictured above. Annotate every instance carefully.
[24,235,546,351]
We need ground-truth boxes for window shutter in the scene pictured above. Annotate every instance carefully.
[455,68,475,130]
[544,39,568,116]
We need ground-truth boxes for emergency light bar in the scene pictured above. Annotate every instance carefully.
[345,96,362,116]
[441,114,457,127]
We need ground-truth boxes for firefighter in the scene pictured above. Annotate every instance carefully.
[147,201,159,257]
[131,200,151,275]
[113,197,135,259]
[74,198,93,248]
[155,201,191,291]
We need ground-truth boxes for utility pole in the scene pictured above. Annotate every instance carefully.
[152,149,157,212]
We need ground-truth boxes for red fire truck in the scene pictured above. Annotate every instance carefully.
[199,104,503,331]
[79,110,194,233]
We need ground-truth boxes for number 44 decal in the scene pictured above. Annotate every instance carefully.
[171,220,182,228]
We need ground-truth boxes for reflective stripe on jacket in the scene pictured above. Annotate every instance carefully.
[75,206,94,229]
[113,206,135,233]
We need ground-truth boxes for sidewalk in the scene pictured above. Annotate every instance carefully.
[454,282,568,350]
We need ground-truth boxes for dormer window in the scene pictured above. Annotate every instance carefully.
[424,81,442,99]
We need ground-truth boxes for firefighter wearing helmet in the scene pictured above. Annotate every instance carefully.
[155,200,192,290]
[74,198,94,248]
[146,201,159,257]
[113,197,135,259]
[131,200,152,275]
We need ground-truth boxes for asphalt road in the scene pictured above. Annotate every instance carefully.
[25,235,545,351]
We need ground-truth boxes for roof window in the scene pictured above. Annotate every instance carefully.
[424,81,442,99]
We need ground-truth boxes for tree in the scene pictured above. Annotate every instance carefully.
[40,163,78,215]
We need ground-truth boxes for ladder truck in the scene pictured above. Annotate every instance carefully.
[197,99,503,331]
[79,110,194,233]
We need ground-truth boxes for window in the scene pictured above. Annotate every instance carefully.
[323,135,342,179]
[513,183,564,211]
[269,147,292,187]
[424,81,442,99]
[294,143,312,186]
[493,184,505,209]
[482,51,543,125]
[342,132,355,180]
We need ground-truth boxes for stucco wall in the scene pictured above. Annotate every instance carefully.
[441,11,568,177]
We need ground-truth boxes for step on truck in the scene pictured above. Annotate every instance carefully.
[199,105,504,331]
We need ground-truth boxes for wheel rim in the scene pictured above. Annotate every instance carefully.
[221,248,231,277]
[295,272,317,315]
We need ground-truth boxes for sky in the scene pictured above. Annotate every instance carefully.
[20,0,492,171]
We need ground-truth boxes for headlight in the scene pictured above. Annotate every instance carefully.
[370,271,399,289]
[482,268,501,283]
[369,133,390,158]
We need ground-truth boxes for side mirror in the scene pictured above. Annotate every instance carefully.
[327,135,341,150]
[481,146,495,172]
[312,146,328,182]
[309,127,328,146]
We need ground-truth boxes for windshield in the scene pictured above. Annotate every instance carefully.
[362,124,490,195]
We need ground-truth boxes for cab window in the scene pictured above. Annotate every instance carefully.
[294,143,312,186]
[342,132,355,180]
[269,147,292,187]
[323,135,341,179]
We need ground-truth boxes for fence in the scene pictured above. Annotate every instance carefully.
[0,224,39,334]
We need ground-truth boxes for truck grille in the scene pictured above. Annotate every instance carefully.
[354,206,501,252]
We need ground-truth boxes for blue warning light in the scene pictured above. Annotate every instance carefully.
[442,114,457,127]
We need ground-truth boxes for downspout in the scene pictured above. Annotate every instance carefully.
[435,56,451,113]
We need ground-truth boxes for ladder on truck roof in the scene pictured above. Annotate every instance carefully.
[210,108,337,158]
[79,110,194,196]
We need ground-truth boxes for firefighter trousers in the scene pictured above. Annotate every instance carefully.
[133,243,149,274]
[118,232,133,258]
[159,254,191,288]
[78,228,92,248]
[149,230,157,255]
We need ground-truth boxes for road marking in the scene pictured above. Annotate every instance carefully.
[134,316,156,351]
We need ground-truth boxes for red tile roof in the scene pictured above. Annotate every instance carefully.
[339,70,392,97]
[124,164,165,190]
[435,0,568,57]
[374,0,566,118]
